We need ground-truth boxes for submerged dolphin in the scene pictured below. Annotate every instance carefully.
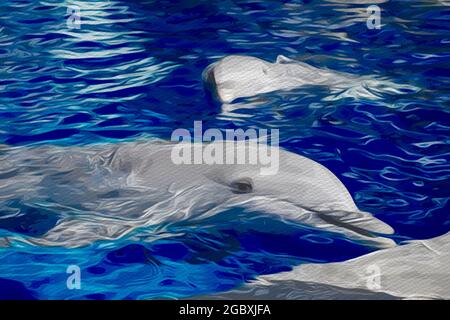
[211,232,450,299]
[0,141,394,247]
[203,55,418,103]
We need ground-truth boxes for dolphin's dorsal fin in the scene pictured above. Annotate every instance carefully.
[276,55,295,64]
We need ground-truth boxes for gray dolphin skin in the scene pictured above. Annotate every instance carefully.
[203,232,450,300]
[0,141,394,248]
[203,55,418,103]
[203,55,356,103]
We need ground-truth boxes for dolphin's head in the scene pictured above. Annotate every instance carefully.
[203,55,282,103]
[146,142,395,248]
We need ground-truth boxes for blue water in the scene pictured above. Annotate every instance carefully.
[0,0,449,299]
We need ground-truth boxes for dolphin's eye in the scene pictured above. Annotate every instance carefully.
[230,178,253,194]
[262,67,268,75]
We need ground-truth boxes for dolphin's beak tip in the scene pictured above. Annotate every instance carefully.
[373,237,396,249]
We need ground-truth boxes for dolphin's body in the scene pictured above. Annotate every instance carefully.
[203,55,351,103]
[203,55,418,103]
[206,232,450,300]
[0,141,393,247]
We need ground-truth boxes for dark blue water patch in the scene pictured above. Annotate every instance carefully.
[0,202,59,237]
[0,278,36,300]
[84,293,106,300]
[93,103,123,115]
[32,5,55,11]
[19,18,57,24]
[105,244,161,265]
[0,80,17,86]
[30,278,51,290]
[150,243,190,261]
[237,230,373,263]
[86,266,106,275]
[159,279,186,287]
[423,66,450,78]
[6,129,80,145]
[217,256,295,279]
[28,75,54,84]
[61,113,93,125]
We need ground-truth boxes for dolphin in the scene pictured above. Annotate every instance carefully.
[0,141,394,248]
[207,232,450,300]
[203,55,418,103]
